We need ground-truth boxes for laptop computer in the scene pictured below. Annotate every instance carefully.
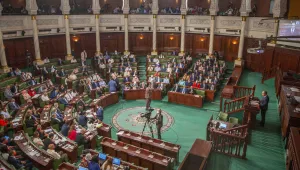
[98,152,107,164]
[112,158,121,166]
[78,166,88,170]
[219,123,227,129]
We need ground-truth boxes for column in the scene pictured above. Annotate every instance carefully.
[31,15,43,65]
[0,29,10,73]
[237,17,247,61]
[208,16,215,56]
[179,15,186,56]
[64,15,72,60]
[151,15,157,55]
[124,14,130,55]
[209,0,219,57]
[92,0,101,55]
[95,14,101,54]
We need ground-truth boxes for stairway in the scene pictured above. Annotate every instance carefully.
[137,56,147,82]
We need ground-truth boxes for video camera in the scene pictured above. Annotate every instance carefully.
[140,108,154,120]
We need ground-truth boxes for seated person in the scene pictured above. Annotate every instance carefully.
[43,57,50,63]
[156,76,162,83]
[49,88,59,99]
[185,80,193,87]
[27,78,37,86]
[8,98,20,111]
[47,144,68,162]
[75,129,88,147]
[123,70,131,77]
[98,78,106,87]
[181,86,188,94]
[58,97,68,106]
[59,85,66,93]
[38,85,47,94]
[4,86,14,100]
[123,75,131,83]
[68,71,77,81]
[178,79,185,86]
[58,58,63,65]
[210,84,215,90]
[59,69,66,77]
[8,150,33,170]
[154,65,161,72]
[71,56,77,63]
[162,76,170,84]
[40,92,50,103]
[33,131,44,148]
[161,65,167,72]
[14,68,22,76]
[132,76,139,83]
[192,80,200,89]
[0,107,11,119]
[200,81,209,90]
[21,90,31,101]
[50,65,56,73]
[27,88,36,97]
[153,71,160,77]
[45,78,54,88]
[25,114,38,129]
[147,65,154,72]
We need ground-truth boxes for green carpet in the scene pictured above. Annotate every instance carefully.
[101,69,285,170]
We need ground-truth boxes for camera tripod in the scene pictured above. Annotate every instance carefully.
[141,116,155,138]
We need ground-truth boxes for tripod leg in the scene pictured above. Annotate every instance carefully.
[142,120,148,135]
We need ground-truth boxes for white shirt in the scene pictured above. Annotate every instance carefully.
[41,94,50,102]
[47,149,61,159]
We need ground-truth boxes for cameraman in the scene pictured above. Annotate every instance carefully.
[153,109,163,139]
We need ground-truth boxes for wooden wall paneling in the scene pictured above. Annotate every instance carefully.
[184,33,193,55]
[71,33,96,57]
[158,0,181,9]
[100,33,124,53]
[157,32,164,53]
[163,33,180,52]
[273,48,300,72]
[188,0,210,9]
[213,35,223,53]
[192,34,209,55]
[223,36,239,62]
[129,32,152,55]
[49,35,67,58]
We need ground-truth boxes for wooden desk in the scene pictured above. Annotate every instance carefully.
[14,131,54,170]
[124,89,162,100]
[44,127,78,163]
[68,93,86,106]
[40,104,52,128]
[178,139,212,170]
[11,104,30,131]
[58,163,77,170]
[117,130,181,164]
[85,110,112,138]
[101,137,174,170]
[279,85,300,139]
[90,92,119,109]
[0,159,13,170]
[75,125,97,149]
[80,149,147,170]
[221,66,243,99]
[168,91,203,108]
[287,127,300,170]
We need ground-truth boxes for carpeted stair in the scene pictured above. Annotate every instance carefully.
[137,56,147,82]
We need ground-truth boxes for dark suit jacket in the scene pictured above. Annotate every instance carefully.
[25,118,35,128]
[8,156,22,169]
[60,123,70,137]
[75,133,87,146]
[10,86,18,94]
[43,138,54,150]
[260,95,269,111]
[78,115,88,127]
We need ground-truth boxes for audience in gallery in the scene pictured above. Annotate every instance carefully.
[130,2,152,14]
[160,7,180,14]
[172,55,226,94]
[187,6,209,15]
[1,4,28,15]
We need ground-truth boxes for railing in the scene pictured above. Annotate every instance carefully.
[223,96,247,114]
[207,125,248,159]
[233,85,256,99]
[261,64,280,84]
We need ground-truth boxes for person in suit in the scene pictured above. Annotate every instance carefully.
[152,109,163,139]
[58,97,68,106]
[181,86,187,94]
[43,133,55,150]
[8,99,20,112]
[59,69,65,77]
[201,81,208,90]
[25,114,37,129]
[10,83,18,94]
[58,58,63,65]
[108,79,117,93]
[4,86,14,100]
[123,75,131,83]
[75,129,88,148]
[51,114,63,128]
[59,84,66,93]
[96,105,104,121]
[78,112,88,127]
[145,86,153,110]
[88,156,101,170]
[60,121,70,137]
[259,91,269,127]
[28,78,37,86]
[49,88,59,99]
[91,81,98,89]
[8,150,33,170]
[37,85,47,94]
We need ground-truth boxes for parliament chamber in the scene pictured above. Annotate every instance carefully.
[0,0,299,170]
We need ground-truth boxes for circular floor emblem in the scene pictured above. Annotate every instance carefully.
[112,107,174,135]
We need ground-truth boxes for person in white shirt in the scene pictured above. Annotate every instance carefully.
[33,131,44,148]
[108,58,114,64]
[132,76,140,83]
[47,144,68,161]
[123,70,130,77]
[41,92,50,102]
[50,65,56,73]
[0,107,11,119]
[71,56,77,63]
[147,65,154,72]
[71,90,77,98]
[44,57,50,63]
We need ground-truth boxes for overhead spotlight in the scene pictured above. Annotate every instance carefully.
[22,31,25,36]
[90,27,93,31]
[57,28,60,33]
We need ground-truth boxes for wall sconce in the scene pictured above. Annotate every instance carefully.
[232,40,238,45]
[170,36,174,41]
[139,34,144,40]
[72,35,79,42]
[200,37,205,42]
[176,0,179,4]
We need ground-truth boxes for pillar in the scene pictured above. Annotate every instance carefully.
[208,16,215,56]
[179,15,186,56]
[64,15,73,60]
[31,15,43,65]
[151,15,157,55]
[124,14,130,55]
[95,14,101,55]
[235,16,247,66]
[0,29,10,73]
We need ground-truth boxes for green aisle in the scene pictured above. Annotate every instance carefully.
[137,56,147,82]
[101,69,285,170]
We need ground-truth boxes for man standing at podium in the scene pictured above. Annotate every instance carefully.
[145,85,153,110]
